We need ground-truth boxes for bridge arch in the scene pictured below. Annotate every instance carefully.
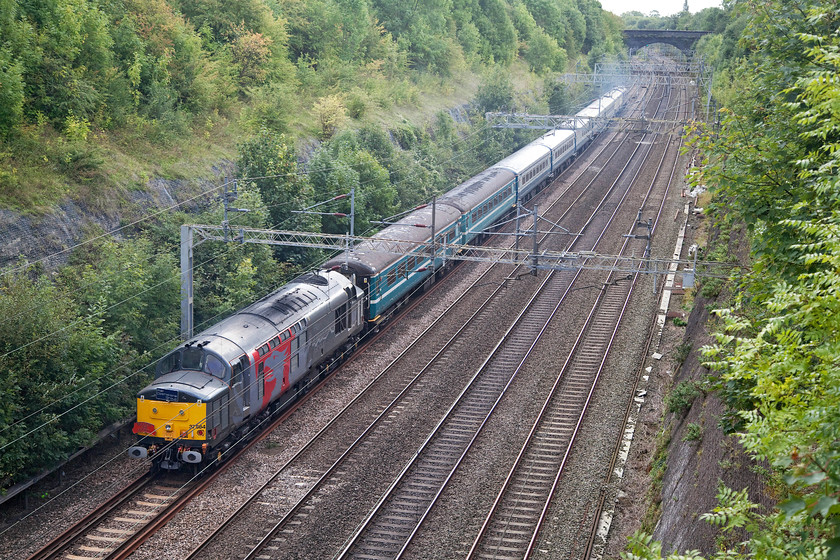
[622,30,710,54]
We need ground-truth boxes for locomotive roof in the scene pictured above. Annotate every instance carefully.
[186,271,352,359]
[492,142,551,175]
[436,167,516,213]
[323,203,461,276]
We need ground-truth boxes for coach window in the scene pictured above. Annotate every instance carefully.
[258,343,270,357]
[387,269,397,285]
[269,336,280,349]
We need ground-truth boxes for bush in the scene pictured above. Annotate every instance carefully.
[313,94,348,140]
[665,381,701,415]
[675,341,692,364]
[682,422,703,442]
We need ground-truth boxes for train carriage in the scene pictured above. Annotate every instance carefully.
[323,203,461,325]
[576,87,626,138]
[491,144,552,201]
[436,167,517,245]
[533,128,578,175]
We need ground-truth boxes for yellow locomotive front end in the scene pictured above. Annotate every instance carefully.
[128,370,228,470]
[134,396,207,442]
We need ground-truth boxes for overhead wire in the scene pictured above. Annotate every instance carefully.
[0,116,505,444]
[0,113,547,537]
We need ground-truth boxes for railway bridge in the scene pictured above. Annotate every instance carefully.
[623,29,710,54]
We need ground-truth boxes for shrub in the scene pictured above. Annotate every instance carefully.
[675,342,692,364]
[683,422,703,442]
[313,94,347,140]
[665,381,701,415]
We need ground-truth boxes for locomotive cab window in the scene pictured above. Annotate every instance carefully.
[204,354,225,378]
[182,347,202,370]
[158,352,180,375]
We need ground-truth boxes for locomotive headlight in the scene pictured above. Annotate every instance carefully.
[152,407,158,414]
[179,409,185,416]
[165,424,173,432]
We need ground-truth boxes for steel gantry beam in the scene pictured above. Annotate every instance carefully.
[180,224,737,339]
[484,113,687,132]
[483,113,591,130]
[557,73,707,88]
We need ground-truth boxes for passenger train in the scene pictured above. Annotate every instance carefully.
[128,87,627,470]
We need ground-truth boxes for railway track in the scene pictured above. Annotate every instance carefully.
[27,472,199,560]
[332,84,676,560]
[197,86,671,560]
[177,87,654,560]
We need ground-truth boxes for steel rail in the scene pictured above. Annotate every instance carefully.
[195,86,649,560]
[332,86,663,560]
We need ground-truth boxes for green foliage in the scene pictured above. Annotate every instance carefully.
[511,3,567,74]
[622,531,705,560]
[473,68,515,114]
[682,422,702,442]
[58,234,180,356]
[664,381,700,416]
[237,127,317,261]
[674,341,691,364]
[313,94,349,140]
[308,133,397,235]
[0,47,24,136]
[0,270,133,483]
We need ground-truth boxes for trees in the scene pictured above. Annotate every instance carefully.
[0,271,135,483]
[630,0,840,558]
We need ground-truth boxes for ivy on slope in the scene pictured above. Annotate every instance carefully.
[627,1,840,559]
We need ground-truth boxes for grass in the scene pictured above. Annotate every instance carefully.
[641,426,672,533]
